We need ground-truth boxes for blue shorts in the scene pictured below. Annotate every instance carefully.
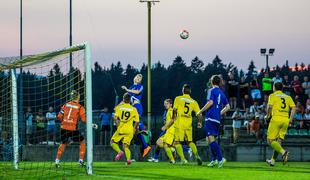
[204,121,220,137]
[133,103,143,117]
[47,125,56,133]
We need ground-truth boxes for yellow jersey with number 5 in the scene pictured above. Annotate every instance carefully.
[114,103,139,134]
[268,91,295,119]
[173,94,200,129]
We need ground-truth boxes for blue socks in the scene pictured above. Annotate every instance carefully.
[210,141,223,161]
[154,146,160,159]
[210,146,216,161]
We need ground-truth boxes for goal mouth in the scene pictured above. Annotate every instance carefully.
[0,42,94,177]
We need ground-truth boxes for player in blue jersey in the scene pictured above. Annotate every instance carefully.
[121,74,151,157]
[197,75,230,168]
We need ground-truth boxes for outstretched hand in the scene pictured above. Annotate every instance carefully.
[121,86,128,91]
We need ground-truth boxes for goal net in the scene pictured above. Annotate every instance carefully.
[0,43,93,179]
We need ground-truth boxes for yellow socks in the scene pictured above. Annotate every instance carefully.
[124,147,131,161]
[175,144,185,161]
[188,142,198,158]
[271,141,285,155]
[111,142,121,153]
[165,147,174,161]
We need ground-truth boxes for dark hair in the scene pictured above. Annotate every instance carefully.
[183,84,191,94]
[274,82,283,91]
[123,93,131,103]
[211,75,221,86]
[71,90,80,100]
[164,99,173,104]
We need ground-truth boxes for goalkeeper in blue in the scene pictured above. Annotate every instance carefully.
[197,75,230,168]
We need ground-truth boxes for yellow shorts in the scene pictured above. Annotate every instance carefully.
[111,131,133,145]
[163,132,174,146]
[174,128,192,142]
[267,117,289,140]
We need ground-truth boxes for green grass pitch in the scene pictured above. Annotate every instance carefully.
[1,162,310,180]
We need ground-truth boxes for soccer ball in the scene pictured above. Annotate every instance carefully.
[180,29,189,40]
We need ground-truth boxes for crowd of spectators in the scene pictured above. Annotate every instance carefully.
[226,72,310,144]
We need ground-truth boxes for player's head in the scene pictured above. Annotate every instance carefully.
[164,99,173,109]
[182,84,191,95]
[273,82,283,91]
[134,74,143,84]
[123,93,131,103]
[71,90,80,102]
[210,75,221,87]
[48,106,54,112]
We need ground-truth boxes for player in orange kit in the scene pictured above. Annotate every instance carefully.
[55,90,97,168]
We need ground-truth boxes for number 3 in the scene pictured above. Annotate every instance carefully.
[281,98,286,109]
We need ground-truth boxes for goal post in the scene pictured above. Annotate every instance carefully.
[0,42,93,177]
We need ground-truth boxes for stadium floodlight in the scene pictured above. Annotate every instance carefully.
[260,48,267,55]
[269,48,275,55]
[260,48,275,72]
[140,0,160,130]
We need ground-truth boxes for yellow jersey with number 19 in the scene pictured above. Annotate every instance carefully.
[173,94,200,130]
[114,103,139,134]
[268,90,295,119]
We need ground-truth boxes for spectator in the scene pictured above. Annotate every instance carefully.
[306,98,310,111]
[232,108,243,144]
[302,76,310,98]
[272,73,283,83]
[250,75,261,101]
[46,106,57,145]
[291,75,303,98]
[36,109,46,144]
[25,107,34,145]
[243,108,253,135]
[251,114,261,144]
[302,109,310,130]
[242,94,252,110]
[250,101,260,115]
[239,77,250,109]
[283,75,292,96]
[294,102,304,128]
[227,73,238,110]
[99,107,112,145]
[262,73,273,96]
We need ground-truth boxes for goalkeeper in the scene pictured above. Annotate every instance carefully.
[55,90,97,168]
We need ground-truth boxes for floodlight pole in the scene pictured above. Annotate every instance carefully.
[265,55,269,72]
[140,0,159,130]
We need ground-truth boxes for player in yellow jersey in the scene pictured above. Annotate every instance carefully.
[265,82,296,166]
[161,99,177,164]
[110,93,140,165]
[165,84,203,165]
[149,99,176,163]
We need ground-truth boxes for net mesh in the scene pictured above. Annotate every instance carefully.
[0,44,91,179]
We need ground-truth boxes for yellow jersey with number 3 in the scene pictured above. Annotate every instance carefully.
[268,91,295,119]
[114,103,139,134]
[173,94,200,129]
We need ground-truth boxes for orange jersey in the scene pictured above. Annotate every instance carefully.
[58,101,86,131]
